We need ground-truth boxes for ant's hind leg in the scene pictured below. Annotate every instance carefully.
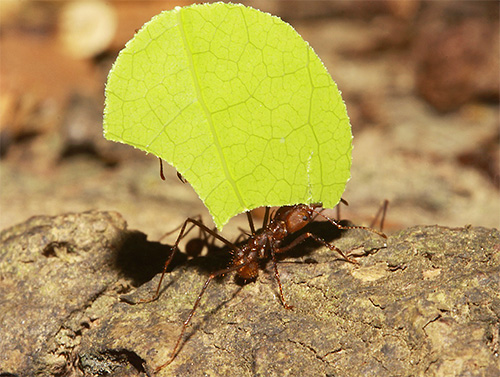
[270,245,293,310]
[155,263,242,372]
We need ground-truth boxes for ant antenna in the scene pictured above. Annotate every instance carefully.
[312,208,387,239]
[310,206,326,222]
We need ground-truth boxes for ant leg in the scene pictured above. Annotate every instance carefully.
[158,215,203,243]
[159,158,166,180]
[246,211,256,234]
[176,171,187,183]
[270,245,293,310]
[370,200,389,232]
[311,207,387,240]
[158,215,219,258]
[137,219,194,304]
[139,218,239,304]
[185,218,221,258]
[262,206,270,229]
[159,157,188,183]
[340,198,349,206]
[336,198,349,221]
[276,233,358,264]
[329,219,387,239]
[155,263,242,372]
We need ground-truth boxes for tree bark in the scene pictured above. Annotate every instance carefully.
[1,211,498,376]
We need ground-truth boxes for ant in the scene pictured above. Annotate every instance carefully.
[146,159,387,372]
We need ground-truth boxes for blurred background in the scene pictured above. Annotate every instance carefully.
[1,0,499,240]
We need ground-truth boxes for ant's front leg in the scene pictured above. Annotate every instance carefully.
[276,233,359,265]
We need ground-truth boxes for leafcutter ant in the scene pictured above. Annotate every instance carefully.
[146,159,387,372]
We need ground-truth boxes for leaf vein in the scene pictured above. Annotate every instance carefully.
[177,8,247,209]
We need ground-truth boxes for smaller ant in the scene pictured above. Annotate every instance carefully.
[147,159,387,372]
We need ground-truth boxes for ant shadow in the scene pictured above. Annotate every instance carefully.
[113,218,354,300]
[113,228,234,301]
[113,230,187,289]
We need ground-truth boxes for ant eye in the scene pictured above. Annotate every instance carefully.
[302,215,308,221]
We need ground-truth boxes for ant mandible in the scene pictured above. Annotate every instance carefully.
[148,159,387,372]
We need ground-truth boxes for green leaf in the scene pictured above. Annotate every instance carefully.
[104,2,352,230]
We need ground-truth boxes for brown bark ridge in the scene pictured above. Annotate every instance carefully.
[0,211,498,377]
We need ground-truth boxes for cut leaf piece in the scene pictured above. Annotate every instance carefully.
[104,2,352,229]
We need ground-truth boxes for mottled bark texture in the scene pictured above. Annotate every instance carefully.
[1,211,498,376]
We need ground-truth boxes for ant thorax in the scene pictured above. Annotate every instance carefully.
[266,220,288,241]
[232,233,268,279]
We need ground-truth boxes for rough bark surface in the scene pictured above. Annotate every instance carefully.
[1,211,499,377]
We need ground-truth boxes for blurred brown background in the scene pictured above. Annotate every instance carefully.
[1,0,499,240]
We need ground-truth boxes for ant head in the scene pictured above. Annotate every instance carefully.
[277,203,322,233]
